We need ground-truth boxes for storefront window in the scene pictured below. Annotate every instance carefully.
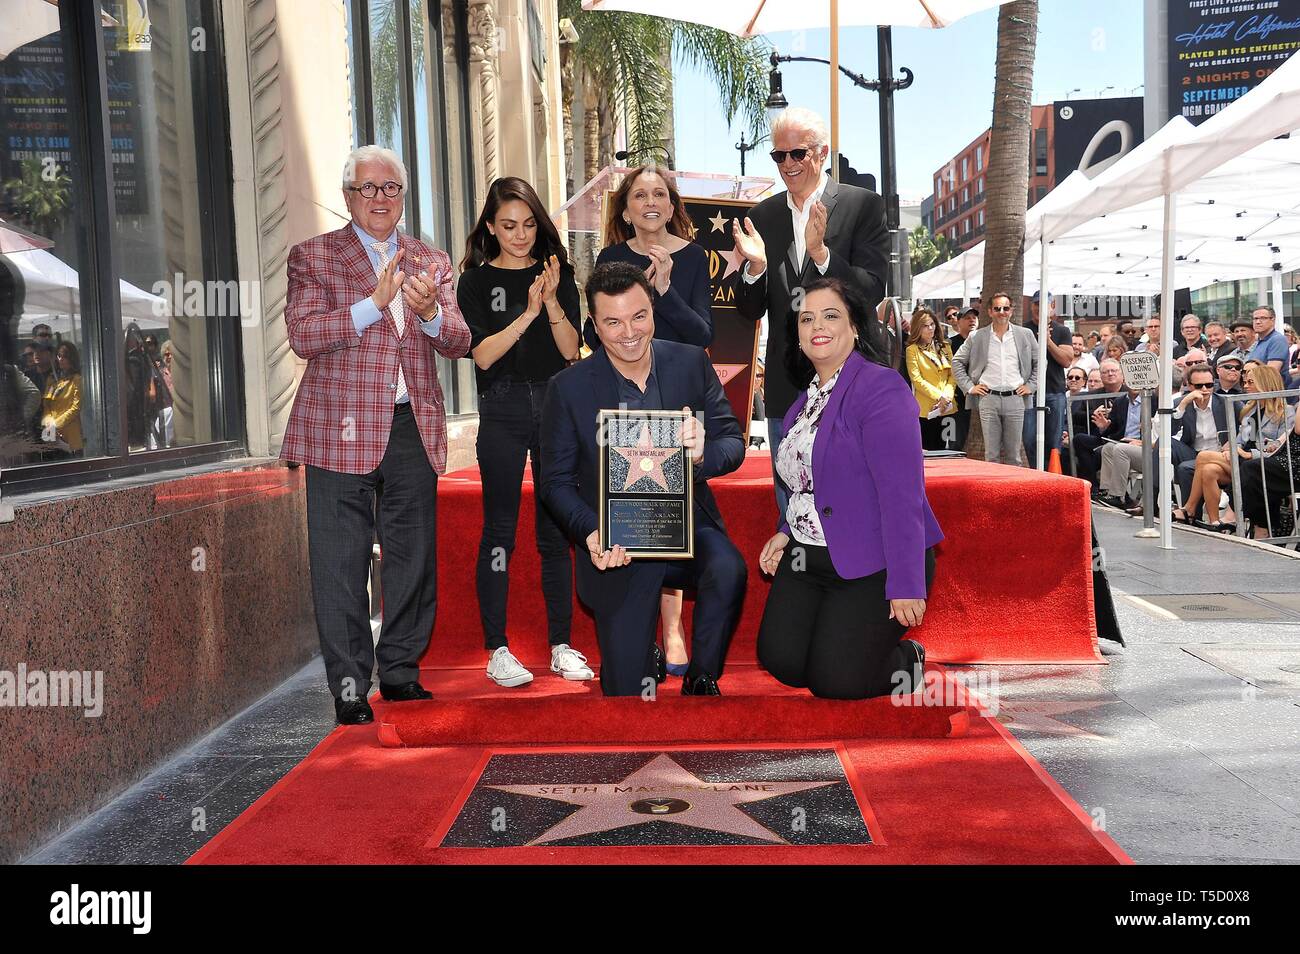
[1,0,242,488]
[1,17,103,468]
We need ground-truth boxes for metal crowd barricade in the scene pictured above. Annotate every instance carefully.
[1065,389,1128,474]
[1222,387,1300,546]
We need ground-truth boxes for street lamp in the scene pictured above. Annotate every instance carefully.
[736,130,769,177]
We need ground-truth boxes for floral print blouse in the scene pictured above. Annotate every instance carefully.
[776,367,842,545]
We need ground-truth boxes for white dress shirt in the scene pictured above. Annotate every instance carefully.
[743,173,831,284]
[979,326,1025,391]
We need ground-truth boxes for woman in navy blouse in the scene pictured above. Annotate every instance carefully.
[586,165,712,349]
[589,165,713,677]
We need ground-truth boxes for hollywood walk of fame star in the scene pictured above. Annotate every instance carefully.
[487,753,837,846]
[711,363,748,385]
[708,211,728,233]
[994,699,1118,740]
[612,423,679,491]
[720,244,746,280]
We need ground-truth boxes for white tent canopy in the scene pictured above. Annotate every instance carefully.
[6,247,169,332]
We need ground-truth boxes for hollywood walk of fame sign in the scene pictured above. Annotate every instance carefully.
[437,749,875,848]
[598,408,693,558]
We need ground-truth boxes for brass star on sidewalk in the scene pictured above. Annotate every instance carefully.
[708,211,728,233]
[612,424,678,491]
[487,753,836,845]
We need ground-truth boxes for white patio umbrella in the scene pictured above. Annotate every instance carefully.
[582,0,1015,170]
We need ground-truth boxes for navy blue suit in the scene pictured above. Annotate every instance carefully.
[541,340,747,695]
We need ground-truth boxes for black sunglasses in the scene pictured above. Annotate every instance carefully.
[1191,382,1216,390]
[1067,374,1085,381]
[769,148,812,164]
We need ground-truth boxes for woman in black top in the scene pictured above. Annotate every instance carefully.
[458,177,589,688]
[585,165,712,350]
[588,167,714,677]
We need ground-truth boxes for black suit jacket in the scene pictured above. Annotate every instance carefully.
[540,340,745,612]
[1172,392,1230,448]
[735,179,889,418]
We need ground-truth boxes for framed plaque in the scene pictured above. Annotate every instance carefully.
[598,408,694,559]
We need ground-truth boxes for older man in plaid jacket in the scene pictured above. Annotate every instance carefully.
[282,145,470,724]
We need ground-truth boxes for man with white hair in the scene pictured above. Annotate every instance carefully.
[281,145,471,724]
[733,106,889,521]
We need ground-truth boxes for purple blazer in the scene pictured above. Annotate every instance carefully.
[780,349,944,599]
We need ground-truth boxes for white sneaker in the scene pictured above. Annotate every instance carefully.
[487,646,534,687]
[550,643,595,681]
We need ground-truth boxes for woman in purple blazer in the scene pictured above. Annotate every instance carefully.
[756,277,945,699]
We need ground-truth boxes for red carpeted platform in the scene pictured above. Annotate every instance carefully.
[375,665,969,747]
[186,672,1129,866]
[424,453,1101,669]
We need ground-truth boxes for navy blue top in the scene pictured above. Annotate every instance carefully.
[586,240,713,349]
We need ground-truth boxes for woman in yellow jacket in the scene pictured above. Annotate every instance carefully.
[42,341,84,454]
[905,307,957,451]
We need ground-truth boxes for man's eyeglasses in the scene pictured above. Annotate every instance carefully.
[347,180,403,199]
[769,148,811,164]
[1191,382,1215,390]
[1067,374,1086,382]
[990,305,1012,313]
[1219,364,1242,372]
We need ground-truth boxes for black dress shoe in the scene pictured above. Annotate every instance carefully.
[897,639,926,695]
[379,680,433,701]
[334,698,374,725]
[681,673,721,696]
[651,644,667,684]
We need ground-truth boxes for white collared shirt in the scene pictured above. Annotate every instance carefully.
[742,173,831,283]
[979,325,1024,391]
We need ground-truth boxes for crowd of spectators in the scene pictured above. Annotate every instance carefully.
[905,300,1300,545]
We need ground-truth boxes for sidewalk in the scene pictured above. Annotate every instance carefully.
[24,507,1300,864]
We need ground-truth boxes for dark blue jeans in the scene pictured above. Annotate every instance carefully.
[475,380,573,650]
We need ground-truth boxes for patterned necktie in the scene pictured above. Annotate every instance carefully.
[371,241,408,403]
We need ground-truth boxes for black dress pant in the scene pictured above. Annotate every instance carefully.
[1072,433,1107,487]
[1239,450,1297,531]
[919,414,958,451]
[757,543,937,700]
[475,381,573,650]
[586,520,747,696]
[306,403,436,701]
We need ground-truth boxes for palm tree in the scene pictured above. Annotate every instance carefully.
[2,158,71,240]
[979,0,1038,321]
[558,0,772,180]
[909,225,955,276]
[969,0,1037,462]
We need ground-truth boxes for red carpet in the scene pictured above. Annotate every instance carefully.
[186,672,1128,865]
[425,453,1101,668]
[375,665,969,747]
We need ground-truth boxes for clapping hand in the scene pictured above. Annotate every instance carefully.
[524,273,546,319]
[371,248,405,310]
[731,217,767,274]
[540,254,562,304]
[401,263,450,318]
[805,200,828,264]
[643,245,674,295]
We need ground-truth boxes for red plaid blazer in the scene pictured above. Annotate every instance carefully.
[280,224,471,474]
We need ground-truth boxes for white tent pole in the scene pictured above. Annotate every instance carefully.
[1037,235,1050,470]
[830,0,840,183]
[1158,192,1177,550]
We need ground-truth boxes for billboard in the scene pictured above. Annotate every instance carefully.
[1167,0,1300,123]
[1052,96,1145,179]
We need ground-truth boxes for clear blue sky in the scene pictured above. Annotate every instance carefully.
[672,0,1146,199]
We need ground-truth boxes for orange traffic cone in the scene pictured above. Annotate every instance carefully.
[1048,448,1063,474]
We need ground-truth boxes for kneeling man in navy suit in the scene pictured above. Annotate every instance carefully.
[541,263,748,696]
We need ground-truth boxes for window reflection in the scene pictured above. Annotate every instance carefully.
[0,19,101,466]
